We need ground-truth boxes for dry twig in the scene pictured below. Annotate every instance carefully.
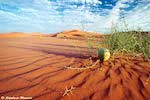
[63,86,76,96]
[65,60,99,70]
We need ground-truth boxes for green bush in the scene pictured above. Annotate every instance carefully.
[105,29,150,61]
[82,20,150,61]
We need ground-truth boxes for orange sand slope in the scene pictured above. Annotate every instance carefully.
[0,32,30,38]
[50,30,104,39]
[0,32,45,38]
[0,30,104,39]
[0,32,150,100]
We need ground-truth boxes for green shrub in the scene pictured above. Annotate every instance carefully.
[105,27,150,61]
[82,20,150,61]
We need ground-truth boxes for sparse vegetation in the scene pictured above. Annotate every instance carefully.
[84,32,105,57]
[104,25,150,61]
[83,22,150,61]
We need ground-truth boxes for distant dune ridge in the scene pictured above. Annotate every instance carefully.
[0,30,149,39]
[30,32,43,36]
[0,32,30,38]
[55,30,102,38]
[0,30,103,39]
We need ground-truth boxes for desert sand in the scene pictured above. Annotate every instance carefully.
[0,31,150,100]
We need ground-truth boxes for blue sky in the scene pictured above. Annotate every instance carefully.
[0,0,149,33]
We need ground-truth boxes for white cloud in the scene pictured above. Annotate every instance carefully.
[0,0,149,33]
[74,0,102,4]
[106,0,133,27]
[123,1,150,31]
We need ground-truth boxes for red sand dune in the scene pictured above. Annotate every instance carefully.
[0,30,104,39]
[51,30,103,39]
[0,31,149,100]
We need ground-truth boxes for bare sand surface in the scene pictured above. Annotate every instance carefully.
[0,33,149,100]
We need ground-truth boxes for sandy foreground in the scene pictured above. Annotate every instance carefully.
[0,34,150,100]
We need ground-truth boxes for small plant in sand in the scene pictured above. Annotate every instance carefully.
[65,59,98,70]
[63,86,76,96]
[65,48,110,70]
[65,20,111,70]
[82,17,150,62]
[80,21,104,56]
[83,32,106,57]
